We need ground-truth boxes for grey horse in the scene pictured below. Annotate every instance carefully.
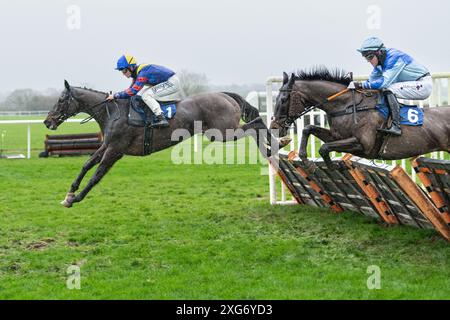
[270,68,450,170]
[44,80,273,207]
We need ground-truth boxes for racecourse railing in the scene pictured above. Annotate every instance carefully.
[266,72,450,205]
[0,119,94,159]
[0,110,51,117]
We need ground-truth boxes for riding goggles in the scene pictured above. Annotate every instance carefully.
[362,51,376,60]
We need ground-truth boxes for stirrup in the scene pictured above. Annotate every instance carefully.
[377,125,402,136]
[150,117,169,128]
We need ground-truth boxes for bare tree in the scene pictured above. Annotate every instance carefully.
[0,88,59,111]
[177,69,210,97]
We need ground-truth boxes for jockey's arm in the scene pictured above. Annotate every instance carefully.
[114,76,149,99]
[363,58,407,90]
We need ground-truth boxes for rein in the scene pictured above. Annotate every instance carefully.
[80,99,120,124]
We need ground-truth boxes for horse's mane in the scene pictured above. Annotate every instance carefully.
[72,86,107,95]
[294,66,351,86]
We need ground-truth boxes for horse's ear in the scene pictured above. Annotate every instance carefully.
[64,80,70,90]
[288,73,296,88]
[282,72,289,85]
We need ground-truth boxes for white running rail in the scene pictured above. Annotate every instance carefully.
[0,119,94,159]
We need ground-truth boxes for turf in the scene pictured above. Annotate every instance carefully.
[0,119,449,299]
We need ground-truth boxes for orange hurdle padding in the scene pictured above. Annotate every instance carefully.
[286,152,343,213]
[391,166,450,242]
[411,158,450,225]
[342,154,398,224]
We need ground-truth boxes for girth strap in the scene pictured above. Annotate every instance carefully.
[329,105,378,118]
[143,126,153,155]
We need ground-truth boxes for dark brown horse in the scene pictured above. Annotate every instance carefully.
[44,80,273,207]
[270,68,450,170]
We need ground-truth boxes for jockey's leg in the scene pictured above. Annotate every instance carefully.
[377,90,402,136]
[140,86,169,128]
[378,76,433,136]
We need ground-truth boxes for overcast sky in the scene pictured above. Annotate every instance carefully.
[0,0,448,93]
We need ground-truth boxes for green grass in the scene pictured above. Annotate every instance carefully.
[0,118,449,299]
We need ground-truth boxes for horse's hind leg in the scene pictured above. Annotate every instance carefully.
[61,147,123,207]
[239,117,275,157]
[207,117,274,158]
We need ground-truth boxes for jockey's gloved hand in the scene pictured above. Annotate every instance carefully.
[348,81,363,90]
[106,92,115,101]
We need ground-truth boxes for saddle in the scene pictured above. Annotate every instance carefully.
[128,95,177,127]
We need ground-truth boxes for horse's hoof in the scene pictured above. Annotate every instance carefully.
[308,164,318,174]
[302,160,317,174]
[328,162,347,172]
[60,193,75,208]
[278,137,292,148]
[328,162,346,172]
[60,200,72,208]
[337,162,348,172]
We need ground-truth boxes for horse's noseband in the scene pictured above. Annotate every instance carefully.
[53,93,79,123]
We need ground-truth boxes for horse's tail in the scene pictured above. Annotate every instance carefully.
[222,92,260,123]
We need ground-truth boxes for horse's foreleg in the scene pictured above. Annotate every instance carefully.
[69,144,107,193]
[299,125,335,160]
[61,148,123,207]
[299,125,336,171]
[318,137,363,171]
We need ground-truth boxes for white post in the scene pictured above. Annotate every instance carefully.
[194,134,198,152]
[447,78,450,106]
[266,78,277,204]
[430,78,437,107]
[309,113,316,159]
[27,124,31,159]
[436,79,442,106]
[297,117,304,154]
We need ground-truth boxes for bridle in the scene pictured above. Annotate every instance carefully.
[54,90,120,125]
[52,90,80,123]
[274,87,356,129]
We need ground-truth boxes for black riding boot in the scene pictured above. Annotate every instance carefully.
[151,114,169,128]
[378,91,402,136]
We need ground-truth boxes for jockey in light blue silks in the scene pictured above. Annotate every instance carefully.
[348,37,432,136]
[107,54,183,128]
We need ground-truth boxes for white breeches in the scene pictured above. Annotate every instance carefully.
[387,76,433,100]
[138,75,182,115]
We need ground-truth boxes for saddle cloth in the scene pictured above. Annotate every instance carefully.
[376,97,423,126]
[128,95,177,127]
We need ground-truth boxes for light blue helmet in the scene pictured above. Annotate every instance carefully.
[357,37,386,53]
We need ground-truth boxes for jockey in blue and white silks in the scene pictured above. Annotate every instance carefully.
[348,37,432,136]
[107,54,183,128]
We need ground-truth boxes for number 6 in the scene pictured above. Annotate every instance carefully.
[407,109,419,123]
